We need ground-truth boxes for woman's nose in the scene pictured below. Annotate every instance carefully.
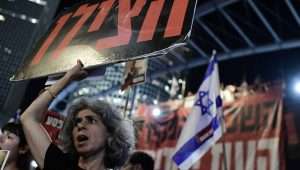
[77,120,87,129]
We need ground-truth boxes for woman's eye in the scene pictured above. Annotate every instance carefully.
[87,117,97,124]
[74,118,82,126]
[7,135,13,139]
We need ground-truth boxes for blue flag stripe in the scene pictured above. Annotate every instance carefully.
[216,96,222,108]
[173,116,220,165]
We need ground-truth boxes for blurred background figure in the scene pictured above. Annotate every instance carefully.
[0,122,33,170]
[122,151,154,170]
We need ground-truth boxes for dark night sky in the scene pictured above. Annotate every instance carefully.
[186,48,300,94]
[52,0,300,100]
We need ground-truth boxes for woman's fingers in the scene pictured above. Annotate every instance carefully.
[65,59,88,81]
[77,59,84,68]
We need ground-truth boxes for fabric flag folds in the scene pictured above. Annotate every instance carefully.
[172,55,223,170]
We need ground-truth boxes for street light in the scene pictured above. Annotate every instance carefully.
[293,80,300,94]
[0,14,5,22]
[152,107,161,117]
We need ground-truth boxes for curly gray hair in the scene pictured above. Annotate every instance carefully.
[60,97,135,169]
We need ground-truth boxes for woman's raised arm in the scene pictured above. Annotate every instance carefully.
[20,60,87,168]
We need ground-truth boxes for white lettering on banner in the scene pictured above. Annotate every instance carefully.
[211,144,222,170]
[144,137,279,170]
[235,141,243,170]
[257,157,267,170]
[257,138,279,170]
[211,138,279,170]
[45,116,63,129]
[246,140,255,170]
[211,143,231,170]
[154,148,162,170]
[165,148,176,170]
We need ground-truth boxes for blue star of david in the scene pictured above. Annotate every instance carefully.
[195,91,213,115]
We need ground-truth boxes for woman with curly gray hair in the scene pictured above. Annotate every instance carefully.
[21,60,135,170]
[61,97,135,169]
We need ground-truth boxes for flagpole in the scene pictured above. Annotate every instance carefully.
[128,86,137,118]
[213,49,228,170]
[123,88,131,118]
[220,114,228,170]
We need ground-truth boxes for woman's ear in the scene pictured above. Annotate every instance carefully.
[18,145,29,154]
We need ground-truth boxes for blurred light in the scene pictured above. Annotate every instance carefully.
[152,107,161,117]
[178,94,183,99]
[293,81,300,94]
[20,14,26,20]
[29,18,38,24]
[78,87,90,95]
[153,99,158,105]
[164,85,170,91]
[221,89,235,103]
[221,85,236,103]
[135,95,140,103]
[118,89,125,95]
[0,14,5,21]
[226,85,236,92]
[4,47,12,54]
[152,80,160,86]
[31,160,38,168]
[98,96,105,100]
[178,79,183,84]
[113,98,122,104]
[28,0,47,6]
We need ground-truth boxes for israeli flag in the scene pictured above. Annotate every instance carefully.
[172,54,223,170]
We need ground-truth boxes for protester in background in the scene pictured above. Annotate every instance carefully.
[122,151,154,170]
[21,60,135,170]
[0,122,32,170]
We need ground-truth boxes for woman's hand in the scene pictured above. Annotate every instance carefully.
[65,60,88,81]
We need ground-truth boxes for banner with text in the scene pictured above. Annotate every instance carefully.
[135,86,284,170]
[12,0,198,81]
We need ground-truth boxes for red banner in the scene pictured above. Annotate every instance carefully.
[135,86,284,170]
[42,110,65,144]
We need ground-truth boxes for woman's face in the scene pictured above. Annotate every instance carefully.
[72,109,109,157]
[0,130,20,162]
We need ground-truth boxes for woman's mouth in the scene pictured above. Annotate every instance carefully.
[77,135,88,143]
